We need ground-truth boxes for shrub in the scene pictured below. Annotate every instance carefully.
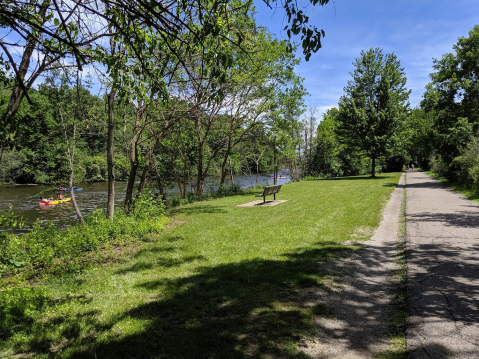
[452,137,479,192]
[0,195,167,275]
[0,207,26,272]
[83,155,107,182]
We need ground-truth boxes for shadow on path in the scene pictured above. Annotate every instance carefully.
[406,171,479,358]
[407,211,479,228]
[299,240,400,357]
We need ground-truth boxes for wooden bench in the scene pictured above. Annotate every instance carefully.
[255,185,282,203]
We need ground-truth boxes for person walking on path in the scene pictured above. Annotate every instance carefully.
[406,171,479,358]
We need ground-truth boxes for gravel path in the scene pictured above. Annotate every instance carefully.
[406,171,479,358]
[301,173,405,358]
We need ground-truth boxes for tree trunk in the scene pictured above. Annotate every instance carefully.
[0,3,48,168]
[106,88,116,219]
[219,143,232,186]
[58,98,83,224]
[137,137,159,195]
[124,105,144,212]
[0,146,4,172]
[255,160,259,186]
[196,139,204,197]
[4,36,38,121]
[69,176,84,224]
[152,158,167,202]
[125,160,138,212]
[229,156,235,185]
[219,154,228,187]
[371,156,376,178]
[273,139,277,185]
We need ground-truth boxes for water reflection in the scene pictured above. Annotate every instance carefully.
[0,173,290,234]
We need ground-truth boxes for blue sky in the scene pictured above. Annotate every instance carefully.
[253,0,479,115]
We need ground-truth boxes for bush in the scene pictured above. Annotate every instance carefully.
[114,152,130,181]
[0,149,30,184]
[83,155,107,182]
[452,137,479,191]
[0,207,26,272]
[0,195,167,275]
[0,233,27,273]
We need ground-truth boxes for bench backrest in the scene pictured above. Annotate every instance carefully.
[262,185,282,196]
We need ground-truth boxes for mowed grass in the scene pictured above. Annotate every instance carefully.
[1,173,401,359]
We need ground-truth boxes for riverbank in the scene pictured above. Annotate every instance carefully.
[0,173,401,358]
[0,174,291,234]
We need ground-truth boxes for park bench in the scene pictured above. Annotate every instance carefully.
[255,184,282,203]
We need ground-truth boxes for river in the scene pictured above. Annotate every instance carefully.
[0,173,290,234]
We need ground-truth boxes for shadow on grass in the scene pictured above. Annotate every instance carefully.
[3,243,410,359]
[10,236,476,358]
[169,205,229,216]
[116,255,207,275]
[8,243,351,359]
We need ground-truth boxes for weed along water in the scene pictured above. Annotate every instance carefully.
[0,173,290,233]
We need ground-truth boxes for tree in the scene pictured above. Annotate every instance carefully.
[312,108,341,177]
[398,108,434,170]
[1,0,332,218]
[266,82,307,183]
[0,0,331,123]
[422,25,479,175]
[46,71,85,223]
[336,48,410,177]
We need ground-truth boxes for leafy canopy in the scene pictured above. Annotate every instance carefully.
[336,47,410,177]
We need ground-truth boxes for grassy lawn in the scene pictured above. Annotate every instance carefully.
[1,173,401,359]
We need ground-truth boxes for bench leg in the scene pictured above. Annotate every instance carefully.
[274,193,276,201]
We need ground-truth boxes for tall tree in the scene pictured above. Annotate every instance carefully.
[336,48,410,177]
[422,25,479,172]
[312,108,341,177]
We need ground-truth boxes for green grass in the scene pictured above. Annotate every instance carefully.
[0,173,401,359]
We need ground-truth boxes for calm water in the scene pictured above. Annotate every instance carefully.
[0,173,290,234]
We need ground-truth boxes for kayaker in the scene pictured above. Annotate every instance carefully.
[40,197,51,204]
[59,186,65,191]
[57,192,65,200]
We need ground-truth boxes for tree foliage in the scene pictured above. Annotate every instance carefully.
[422,25,479,176]
[336,48,410,177]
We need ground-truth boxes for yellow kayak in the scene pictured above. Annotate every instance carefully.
[39,197,72,206]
